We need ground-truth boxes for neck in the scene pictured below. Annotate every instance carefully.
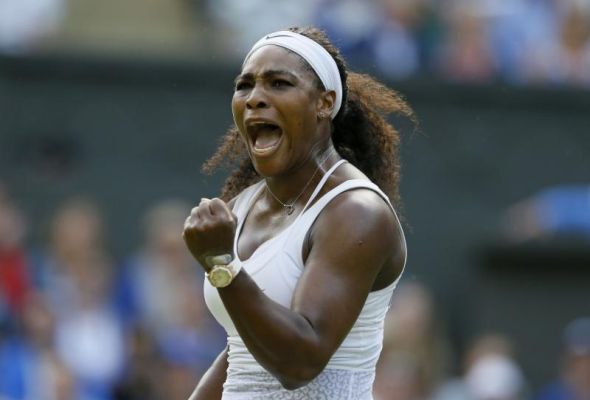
[264,146,339,211]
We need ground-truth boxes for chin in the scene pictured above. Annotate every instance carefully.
[250,156,285,179]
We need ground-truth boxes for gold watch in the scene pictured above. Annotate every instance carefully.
[206,254,242,288]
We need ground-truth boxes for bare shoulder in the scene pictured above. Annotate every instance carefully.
[310,184,405,269]
[318,186,400,238]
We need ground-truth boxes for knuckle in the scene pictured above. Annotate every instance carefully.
[184,216,205,231]
[200,221,216,231]
[182,225,195,236]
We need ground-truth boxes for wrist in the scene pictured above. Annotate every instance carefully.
[206,257,242,288]
[204,253,234,271]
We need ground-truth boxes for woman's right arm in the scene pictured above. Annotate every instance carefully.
[188,347,228,400]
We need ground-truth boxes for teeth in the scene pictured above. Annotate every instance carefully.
[246,121,282,154]
[246,122,279,139]
[249,122,276,129]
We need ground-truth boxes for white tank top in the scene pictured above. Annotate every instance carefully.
[203,160,406,398]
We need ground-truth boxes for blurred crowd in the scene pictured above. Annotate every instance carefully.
[1,0,590,88]
[504,185,590,242]
[1,180,589,400]
[0,183,225,400]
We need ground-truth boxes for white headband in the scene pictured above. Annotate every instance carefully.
[243,30,343,119]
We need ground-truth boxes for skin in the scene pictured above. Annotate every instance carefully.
[183,45,405,398]
[188,347,228,400]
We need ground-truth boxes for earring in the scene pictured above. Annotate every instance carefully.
[318,112,327,119]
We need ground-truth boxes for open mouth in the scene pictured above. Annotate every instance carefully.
[246,122,283,156]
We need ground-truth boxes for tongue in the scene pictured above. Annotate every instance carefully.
[254,128,281,150]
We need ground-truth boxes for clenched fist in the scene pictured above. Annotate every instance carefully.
[183,198,237,272]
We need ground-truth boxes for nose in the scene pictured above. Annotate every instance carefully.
[245,85,268,110]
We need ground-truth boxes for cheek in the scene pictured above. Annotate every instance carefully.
[231,95,244,125]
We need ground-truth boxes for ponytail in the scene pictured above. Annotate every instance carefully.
[332,72,416,206]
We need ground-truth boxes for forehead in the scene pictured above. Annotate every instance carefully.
[241,45,315,80]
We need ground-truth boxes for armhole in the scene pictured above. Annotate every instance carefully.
[299,180,407,282]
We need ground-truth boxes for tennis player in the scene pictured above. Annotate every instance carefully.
[183,26,414,399]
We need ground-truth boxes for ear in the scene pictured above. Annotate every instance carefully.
[316,90,336,120]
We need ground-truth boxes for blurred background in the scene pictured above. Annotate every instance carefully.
[1,0,589,399]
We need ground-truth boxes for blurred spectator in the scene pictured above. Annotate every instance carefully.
[314,0,381,64]
[5,0,587,88]
[503,185,590,242]
[112,327,160,400]
[4,0,589,88]
[435,1,497,83]
[314,0,438,78]
[520,0,590,87]
[0,184,32,334]
[433,333,528,400]
[206,0,318,54]
[313,0,590,87]
[34,197,125,400]
[374,281,451,400]
[115,199,225,389]
[158,358,201,400]
[372,0,439,79]
[52,254,125,400]
[0,293,76,400]
[0,0,65,53]
[485,0,558,84]
[536,317,590,400]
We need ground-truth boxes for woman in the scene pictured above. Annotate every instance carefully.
[183,26,415,399]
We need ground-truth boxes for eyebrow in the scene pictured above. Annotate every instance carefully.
[234,69,299,85]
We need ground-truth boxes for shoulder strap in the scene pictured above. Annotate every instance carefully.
[299,159,348,215]
[232,180,264,221]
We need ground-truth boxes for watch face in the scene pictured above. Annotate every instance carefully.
[209,267,232,288]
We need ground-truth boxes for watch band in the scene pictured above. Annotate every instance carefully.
[205,253,233,268]
[227,258,242,276]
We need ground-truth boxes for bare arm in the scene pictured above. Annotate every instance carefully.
[188,347,228,400]
[184,190,405,389]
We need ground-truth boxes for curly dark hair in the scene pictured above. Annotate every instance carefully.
[202,27,416,208]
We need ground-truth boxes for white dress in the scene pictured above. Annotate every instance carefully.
[204,160,406,399]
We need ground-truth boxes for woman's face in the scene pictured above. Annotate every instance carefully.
[232,45,330,178]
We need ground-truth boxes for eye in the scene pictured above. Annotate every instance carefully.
[235,81,252,91]
[272,79,292,88]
